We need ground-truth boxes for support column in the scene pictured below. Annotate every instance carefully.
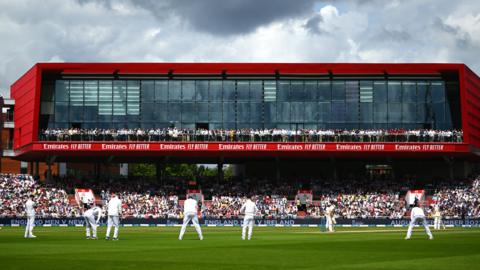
[217,158,224,184]
[275,157,280,183]
[35,162,39,179]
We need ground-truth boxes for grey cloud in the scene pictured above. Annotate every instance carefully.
[304,14,325,34]
[375,28,412,43]
[129,0,318,36]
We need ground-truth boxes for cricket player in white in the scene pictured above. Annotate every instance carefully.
[24,195,36,238]
[433,205,445,230]
[83,204,102,239]
[240,196,258,240]
[179,196,203,240]
[106,193,122,240]
[325,204,336,232]
[406,202,433,240]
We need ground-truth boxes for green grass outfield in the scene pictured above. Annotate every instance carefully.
[1,227,479,270]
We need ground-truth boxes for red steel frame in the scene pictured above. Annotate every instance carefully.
[10,63,480,160]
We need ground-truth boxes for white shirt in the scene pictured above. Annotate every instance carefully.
[410,207,426,219]
[183,198,198,215]
[240,199,258,218]
[107,197,122,216]
[25,199,35,217]
[326,205,335,217]
[84,206,102,223]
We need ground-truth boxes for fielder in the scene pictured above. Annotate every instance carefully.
[179,196,203,240]
[83,204,102,239]
[105,193,122,241]
[240,195,258,240]
[433,205,445,230]
[325,203,336,232]
[24,195,36,238]
[405,202,433,240]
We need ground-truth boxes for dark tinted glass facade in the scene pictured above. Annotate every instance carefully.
[39,79,459,131]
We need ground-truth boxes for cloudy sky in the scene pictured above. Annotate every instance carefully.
[1,0,480,96]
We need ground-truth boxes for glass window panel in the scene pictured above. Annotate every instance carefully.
[346,81,359,102]
[168,80,181,101]
[402,82,416,102]
[41,83,54,102]
[84,106,97,122]
[209,80,223,101]
[141,81,155,103]
[196,103,209,122]
[249,103,262,123]
[209,102,222,122]
[388,81,401,102]
[331,101,345,122]
[182,80,195,101]
[319,102,331,123]
[432,102,445,122]
[142,103,156,121]
[290,102,304,122]
[431,82,445,102]
[182,103,195,122]
[277,102,290,123]
[264,80,277,102]
[70,106,83,122]
[373,81,387,103]
[223,80,236,101]
[99,81,112,116]
[155,81,168,101]
[318,81,331,101]
[127,81,140,116]
[250,81,263,101]
[237,102,250,123]
[54,102,69,122]
[237,81,249,101]
[304,102,317,122]
[290,81,304,101]
[402,103,416,123]
[417,82,431,103]
[277,81,290,102]
[374,103,388,123]
[55,80,69,102]
[196,81,209,101]
[302,81,317,101]
[168,102,181,122]
[69,80,83,106]
[264,102,276,123]
[223,103,235,122]
[155,103,168,122]
[113,81,126,116]
[332,81,346,101]
[84,81,98,106]
[346,102,359,122]
[359,103,373,123]
[388,103,401,122]
[360,81,373,103]
[417,103,427,123]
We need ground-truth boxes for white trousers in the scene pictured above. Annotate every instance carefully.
[406,216,433,238]
[106,215,120,238]
[84,215,98,238]
[179,213,203,240]
[434,217,443,230]
[25,216,35,238]
[242,216,254,240]
[326,216,335,232]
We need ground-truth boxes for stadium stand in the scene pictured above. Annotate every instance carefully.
[1,173,479,219]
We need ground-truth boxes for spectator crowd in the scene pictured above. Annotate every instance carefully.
[41,128,463,143]
[1,173,479,220]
